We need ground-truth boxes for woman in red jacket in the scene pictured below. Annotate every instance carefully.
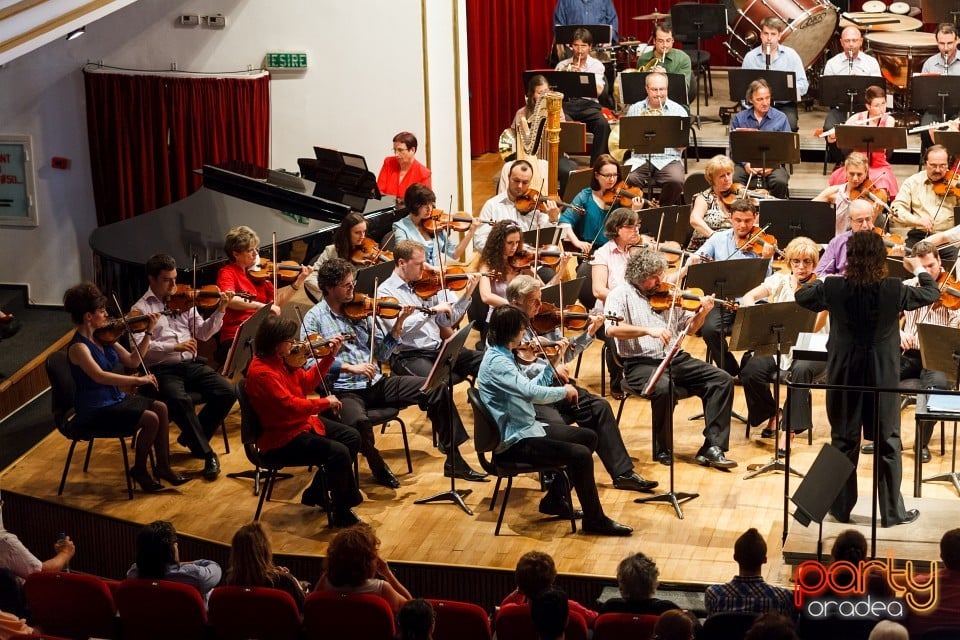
[244,315,362,527]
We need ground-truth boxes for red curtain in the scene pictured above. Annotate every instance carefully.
[466,0,732,155]
[84,71,270,226]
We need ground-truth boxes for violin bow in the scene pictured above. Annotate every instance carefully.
[585,182,623,256]
[526,319,569,388]
[190,254,198,340]
[727,223,773,260]
[110,293,152,378]
[294,306,339,416]
[376,230,396,264]
[919,258,960,325]
[272,232,279,304]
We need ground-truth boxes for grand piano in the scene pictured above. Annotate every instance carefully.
[90,157,405,309]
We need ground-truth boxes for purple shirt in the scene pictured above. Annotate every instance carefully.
[815,231,852,277]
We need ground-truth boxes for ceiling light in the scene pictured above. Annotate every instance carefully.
[66,27,86,41]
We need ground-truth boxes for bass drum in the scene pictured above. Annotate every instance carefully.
[727,0,839,69]
[865,32,937,94]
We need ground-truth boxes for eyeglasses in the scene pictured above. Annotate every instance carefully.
[790,259,815,266]
[597,173,619,179]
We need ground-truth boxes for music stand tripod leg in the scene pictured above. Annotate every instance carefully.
[923,421,960,496]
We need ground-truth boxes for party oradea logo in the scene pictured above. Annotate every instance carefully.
[794,552,939,620]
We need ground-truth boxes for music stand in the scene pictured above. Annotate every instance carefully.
[921,0,960,24]
[728,69,797,105]
[619,72,689,107]
[759,200,836,245]
[671,2,727,126]
[917,323,960,494]
[834,126,907,168]
[523,70,598,100]
[523,226,563,247]
[686,258,769,385]
[555,24,612,46]
[638,204,692,246]
[415,322,475,515]
[541,278,585,308]
[730,131,801,175]
[355,261,396,296]
[912,76,960,123]
[885,257,914,280]
[934,131,960,159]
[819,75,886,118]
[789,444,856,559]
[619,115,691,195]
[221,302,274,378]
[731,302,817,479]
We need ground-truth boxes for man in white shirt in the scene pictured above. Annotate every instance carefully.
[741,17,808,131]
[132,254,237,480]
[556,27,610,162]
[0,492,75,584]
[474,160,560,252]
[623,72,686,206]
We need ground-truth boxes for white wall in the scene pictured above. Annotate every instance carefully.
[0,0,470,305]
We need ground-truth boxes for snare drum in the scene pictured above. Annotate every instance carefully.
[727,0,839,68]
[865,31,937,93]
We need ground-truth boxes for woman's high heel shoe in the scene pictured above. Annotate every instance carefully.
[130,467,164,493]
[156,469,191,486]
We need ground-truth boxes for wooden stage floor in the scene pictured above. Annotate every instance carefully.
[2,332,958,590]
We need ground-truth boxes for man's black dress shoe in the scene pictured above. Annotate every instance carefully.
[893,509,920,526]
[862,442,875,454]
[538,497,583,519]
[372,466,401,489]
[443,461,490,482]
[331,509,361,527]
[695,445,738,470]
[582,516,633,536]
[202,452,221,480]
[301,488,326,508]
[613,471,658,493]
[655,451,673,466]
[922,446,931,463]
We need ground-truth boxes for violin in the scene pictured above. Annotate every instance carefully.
[736,226,778,255]
[628,241,711,265]
[410,266,494,300]
[601,181,656,209]
[646,283,738,313]
[351,237,394,267]
[849,178,889,203]
[932,170,960,198]
[93,309,177,345]
[247,258,305,283]
[513,339,562,365]
[872,226,906,255]
[164,285,250,313]
[422,210,475,233]
[514,189,585,215]
[530,302,623,334]
[284,333,356,368]
[341,293,436,320]
[937,272,960,310]
[508,244,590,270]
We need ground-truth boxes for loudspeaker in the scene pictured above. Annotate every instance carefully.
[791,444,855,527]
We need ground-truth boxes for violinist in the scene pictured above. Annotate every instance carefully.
[376,131,432,199]
[244,314,363,527]
[303,258,485,486]
[729,79,791,200]
[604,249,738,470]
[393,183,478,267]
[622,72,686,207]
[377,240,483,387]
[216,226,312,362]
[62,282,189,493]
[816,200,882,277]
[507,275,658,493]
[304,212,368,301]
[474,160,559,252]
[813,153,877,237]
[131,254,235,480]
[738,237,827,455]
[563,154,646,254]
[891,145,960,260]
[691,199,775,378]
[689,155,737,251]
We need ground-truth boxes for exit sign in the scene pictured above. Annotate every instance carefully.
[265,52,308,69]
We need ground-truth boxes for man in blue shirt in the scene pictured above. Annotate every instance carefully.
[741,17,808,131]
[730,79,792,200]
[624,72,687,206]
[554,0,618,43]
[478,304,632,536]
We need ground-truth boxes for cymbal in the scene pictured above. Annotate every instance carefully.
[633,11,669,21]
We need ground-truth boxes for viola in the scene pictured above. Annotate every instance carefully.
[647,283,738,313]
[719,183,746,206]
[513,339,563,365]
[514,189,585,215]
[164,285,251,313]
[872,227,906,255]
[93,309,178,345]
[284,333,356,368]
[410,266,495,300]
[351,238,394,267]
[937,272,960,310]
[530,302,623,334]
[247,258,305,283]
[736,226,778,255]
[341,294,436,320]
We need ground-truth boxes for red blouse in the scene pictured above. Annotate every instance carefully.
[376,157,432,198]
[216,262,274,343]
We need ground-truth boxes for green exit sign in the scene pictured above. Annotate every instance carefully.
[265,52,308,69]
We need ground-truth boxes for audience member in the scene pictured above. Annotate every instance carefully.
[653,609,696,640]
[127,521,222,601]
[600,552,681,615]
[224,522,306,610]
[744,613,799,640]
[908,527,960,637]
[399,598,436,640]
[501,551,598,628]
[868,620,908,640]
[316,523,411,613]
[705,528,794,617]
[531,587,570,640]
[828,529,892,598]
[0,492,75,583]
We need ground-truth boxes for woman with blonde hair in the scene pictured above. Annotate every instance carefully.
[225,522,306,609]
[688,155,737,250]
